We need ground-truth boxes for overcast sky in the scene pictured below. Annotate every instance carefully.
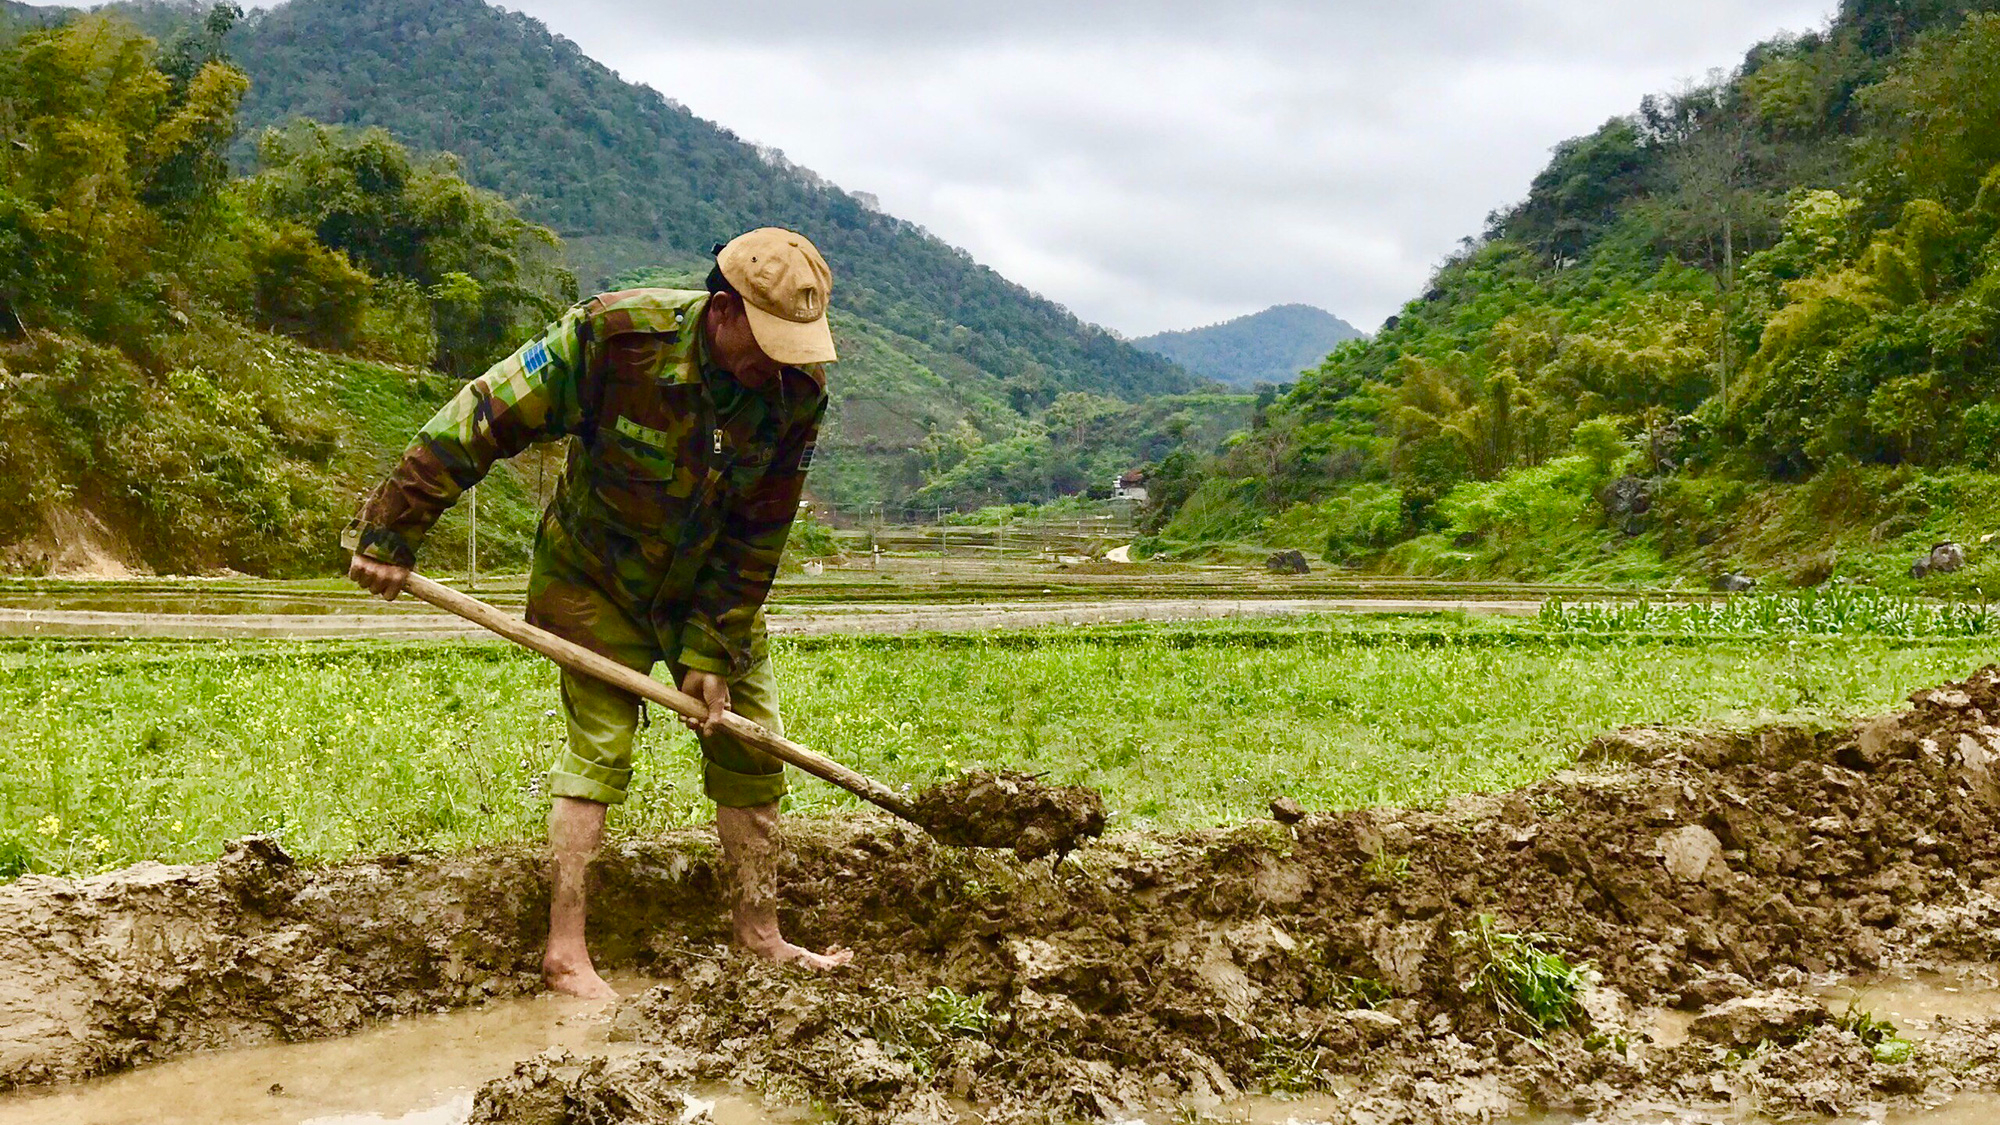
[45,0,1836,335]
[490,1,1835,336]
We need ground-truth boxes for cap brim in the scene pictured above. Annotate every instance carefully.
[742,300,837,366]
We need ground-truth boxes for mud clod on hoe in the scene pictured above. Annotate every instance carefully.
[908,769,1108,860]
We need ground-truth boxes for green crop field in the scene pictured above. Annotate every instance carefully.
[4,608,1996,879]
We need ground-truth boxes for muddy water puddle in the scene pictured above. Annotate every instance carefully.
[1207,1093,1362,1123]
[1813,965,2000,1039]
[0,977,778,1125]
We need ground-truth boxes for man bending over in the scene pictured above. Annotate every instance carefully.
[344,228,851,997]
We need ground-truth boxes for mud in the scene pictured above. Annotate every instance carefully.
[475,665,2000,1124]
[11,667,2000,1123]
[0,834,734,1087]
[0,983,637,1124]
[909,768,1107,859]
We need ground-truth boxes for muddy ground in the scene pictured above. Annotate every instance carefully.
[10,670,2000,1123]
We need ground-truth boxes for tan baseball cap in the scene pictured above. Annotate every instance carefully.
[717,227,837,365]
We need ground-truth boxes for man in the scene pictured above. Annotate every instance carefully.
[344,228,852,998]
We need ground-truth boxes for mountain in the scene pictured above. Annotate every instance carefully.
[0,1,60,30]
[1133,304,1365,388]
[218,0,1196,408]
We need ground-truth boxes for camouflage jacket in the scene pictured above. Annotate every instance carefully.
[347,288,827,677]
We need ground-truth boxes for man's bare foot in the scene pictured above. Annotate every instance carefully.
[543,952,619,999]
[717,802,851,970]
[740,934,854,970]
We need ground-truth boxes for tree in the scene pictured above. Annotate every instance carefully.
[244,121,573,372]
[1862,13,2000,207]
[1837,0,2000,57]
[1498,118,1656,262]
[0,13,248,338]
[245,220,373,348]
[1647,97,1771,396]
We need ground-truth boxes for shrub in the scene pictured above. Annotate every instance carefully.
[781,509,841,567]
[1571,416,1629,477]
[246,220,372,349]
[1434,456,1598,544]
[1964,402,2000,468]
[1321,483,1408,562]
[1159,477,1262,543]
[354,279,439,368]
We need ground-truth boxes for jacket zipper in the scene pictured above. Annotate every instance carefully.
[688,392,723,511]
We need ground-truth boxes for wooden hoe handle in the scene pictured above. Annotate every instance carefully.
[402,572,918,821]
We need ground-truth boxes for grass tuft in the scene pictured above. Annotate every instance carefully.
[1833,999,1914,1065]
[1453,914,1591,1034]
[921,987,995,1038]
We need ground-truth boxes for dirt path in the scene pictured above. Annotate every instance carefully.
[8,667,2000,1123]
[0,596,1545,640]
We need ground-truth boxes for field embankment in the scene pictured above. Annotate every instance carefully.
[8,669,2000,1124]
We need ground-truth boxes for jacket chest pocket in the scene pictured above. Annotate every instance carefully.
[608,415,682,472]
[590,382,704,531]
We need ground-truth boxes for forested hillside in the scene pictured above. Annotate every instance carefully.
[1153,0,2000,594]
[1134,304,1365,388]
[219,0,1195,408]
[0,8,569,575]
[0,0,1239,578]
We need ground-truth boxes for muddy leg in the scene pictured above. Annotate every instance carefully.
[716,802,853,970]
[543,795,618,999]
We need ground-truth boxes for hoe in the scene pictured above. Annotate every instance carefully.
[401,572,1105,860]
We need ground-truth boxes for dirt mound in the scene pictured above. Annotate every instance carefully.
[14,667,2000,1122]
[910,768,1106,859]
[0,503,149,577]
[466,1051,717,1125]
[473,665,2000,1124]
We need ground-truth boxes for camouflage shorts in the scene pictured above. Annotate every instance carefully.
[528,523,787,808]
[551,657,787,808]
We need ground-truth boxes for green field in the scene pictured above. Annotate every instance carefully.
[4,609,1996,879]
